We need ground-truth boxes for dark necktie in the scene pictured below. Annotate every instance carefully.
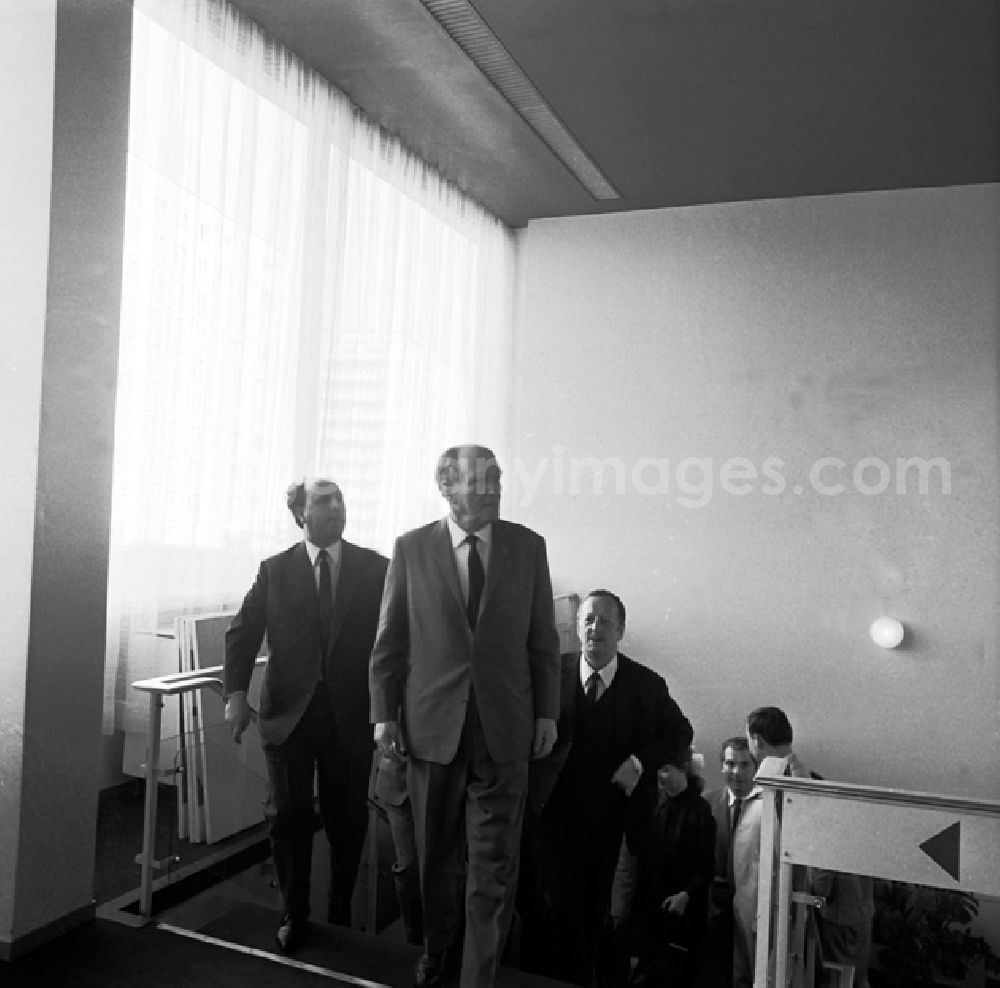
[730,797,744,840]
[465,534,484,630]
[585,671,601,704]
[317,548,333,655]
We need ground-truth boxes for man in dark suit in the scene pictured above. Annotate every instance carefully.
[700,736,758,988]
[518,589,694,988]
[224,478,388,953]
[369,444,560,988]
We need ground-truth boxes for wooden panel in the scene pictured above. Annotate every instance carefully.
[177,618,204,841]
[187,614,268,844]
[554,592,580,653]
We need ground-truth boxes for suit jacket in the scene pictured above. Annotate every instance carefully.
[224,539,388,749]
[369,518,560,765]
[532,651,694,830]
[705,786,735,918]
[812,869,875,927]
[731,785,765,936]
[804,767,875,928]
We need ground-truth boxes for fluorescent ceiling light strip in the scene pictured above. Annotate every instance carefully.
[419,0,620,201]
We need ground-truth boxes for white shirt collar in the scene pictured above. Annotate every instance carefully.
[446,515,492,549]
[305,539,342,567]
[580,652,618,690]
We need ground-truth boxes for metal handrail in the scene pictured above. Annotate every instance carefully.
[755,772,1000,817]
[130,658,265,919]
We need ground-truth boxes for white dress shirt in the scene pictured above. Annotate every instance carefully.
[446,515,492,611]
[305,538,341,610]
[579,652,618,702]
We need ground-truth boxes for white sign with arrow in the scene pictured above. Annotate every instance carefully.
[779,792,1000,896]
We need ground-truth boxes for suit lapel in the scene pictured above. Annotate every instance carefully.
[606,652,625,737]
[482,520,509,613]
[712,790,729,839]
[288,542,320,668]
[326,540,358,654]
[292,542,318,607]
[431,519,466,615]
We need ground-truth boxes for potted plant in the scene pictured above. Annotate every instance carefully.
[872,880,1000,987]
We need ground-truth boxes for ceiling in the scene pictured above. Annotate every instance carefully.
[227,0,998,228]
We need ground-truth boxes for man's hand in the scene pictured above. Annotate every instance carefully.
[225,691,252,744]
[532,717,557,759]
[661,891,689,916]
[783,751,810,779]
[611,757,641,795]
[374,720,404,762]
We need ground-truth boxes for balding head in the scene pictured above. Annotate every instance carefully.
[436,445,502,533]
[287,477,346,547]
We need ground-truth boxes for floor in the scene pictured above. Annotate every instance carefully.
[93,780,272,917]
[2,780,567,987]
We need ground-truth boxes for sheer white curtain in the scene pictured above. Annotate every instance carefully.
[104,0,515,732]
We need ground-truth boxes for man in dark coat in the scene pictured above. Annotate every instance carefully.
[700,736,758,988]
[224,478,388,952]
[519,589,694,987]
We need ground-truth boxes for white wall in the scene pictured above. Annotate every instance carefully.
[511,184,999,800]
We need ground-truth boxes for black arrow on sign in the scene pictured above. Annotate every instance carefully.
[919,821,961,882]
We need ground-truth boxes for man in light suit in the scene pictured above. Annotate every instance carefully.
[746,706,874,988]
[735,706,818,988]
[518,589,694,987]
[700,736,758,988]
[224,478,388,953]
[369,444,560,988]
[730,772,765,988]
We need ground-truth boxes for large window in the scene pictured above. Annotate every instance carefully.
[104,0,515,731]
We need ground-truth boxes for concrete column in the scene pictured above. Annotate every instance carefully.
[0,0,132,958]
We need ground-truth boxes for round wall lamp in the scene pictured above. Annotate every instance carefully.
[870,616,905,649]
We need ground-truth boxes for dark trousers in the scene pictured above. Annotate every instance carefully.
[263,683,367,923]
[519,810,623,986]
[697,908,734,988]
[635,909,704,988]
[816,918,871,988]
[408,691,528,988]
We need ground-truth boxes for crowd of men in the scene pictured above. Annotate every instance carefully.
[223,444,873,988]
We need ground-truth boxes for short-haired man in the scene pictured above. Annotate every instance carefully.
[745,706,874,988]
[699,737,758,988]
[729,706,808,986]
[519,589,693,988]
[370,445,560,988]
[224,479,388,952]
[745,706,806,778]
